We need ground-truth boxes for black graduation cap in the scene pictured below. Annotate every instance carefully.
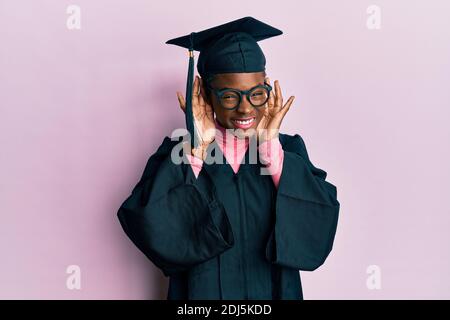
[166,16,283,149]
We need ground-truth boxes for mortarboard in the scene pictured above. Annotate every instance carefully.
[166,16,283,149]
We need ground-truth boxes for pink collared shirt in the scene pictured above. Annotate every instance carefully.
[185,120,284,188]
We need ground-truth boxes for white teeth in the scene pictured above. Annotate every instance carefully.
[234,118,254,125]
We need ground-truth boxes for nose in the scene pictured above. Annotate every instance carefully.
[236,95,253,114]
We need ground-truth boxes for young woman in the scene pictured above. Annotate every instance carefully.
[117,17,340,300]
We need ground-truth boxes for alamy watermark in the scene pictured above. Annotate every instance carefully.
[66,265,81,290]
[66,5,81,30]
[366,264,382,290]
[366,5,381,30]
[169,127,282,177]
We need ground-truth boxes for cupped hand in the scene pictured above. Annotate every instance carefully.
[255,77,295,143]
[177,75,216,159]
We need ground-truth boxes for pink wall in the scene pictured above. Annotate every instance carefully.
[1,0,449,299]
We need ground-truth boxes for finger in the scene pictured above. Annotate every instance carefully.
[199,77,208,103]
[191,76,202,118]
[205,101,215,119]
[280,96,295,118]
[198,91,206,107]
[275,80,283,109]
[198,78,207,107]
[266,77,275,108]
[200,77,215,117]
[177,91,186,113]
[197,95,207,120]
[192,75,200,106]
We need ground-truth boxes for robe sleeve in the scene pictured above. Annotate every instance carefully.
[265,133,340,271]
[117,136,234,277]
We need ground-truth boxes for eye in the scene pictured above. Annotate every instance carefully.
[221,92,239,100]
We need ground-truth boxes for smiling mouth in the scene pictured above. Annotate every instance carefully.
[232,117,256,126]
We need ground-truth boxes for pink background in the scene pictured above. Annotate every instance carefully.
[1,0,449,299]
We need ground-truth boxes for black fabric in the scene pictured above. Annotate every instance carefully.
[117,133,340,300]
[166,16,282,80]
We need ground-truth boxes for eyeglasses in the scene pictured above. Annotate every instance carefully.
[206,81,273,110]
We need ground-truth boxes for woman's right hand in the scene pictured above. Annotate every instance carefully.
[177,75,216,160]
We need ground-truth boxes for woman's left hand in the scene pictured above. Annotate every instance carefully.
[256,77,295,143]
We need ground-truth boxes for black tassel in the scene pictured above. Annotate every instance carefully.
[185,32,198,150]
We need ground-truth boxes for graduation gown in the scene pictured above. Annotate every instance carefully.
[117,133,340,300]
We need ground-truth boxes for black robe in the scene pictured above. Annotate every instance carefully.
[117,133,340,299]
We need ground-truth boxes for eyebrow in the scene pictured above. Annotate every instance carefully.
[214,82,266,91]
